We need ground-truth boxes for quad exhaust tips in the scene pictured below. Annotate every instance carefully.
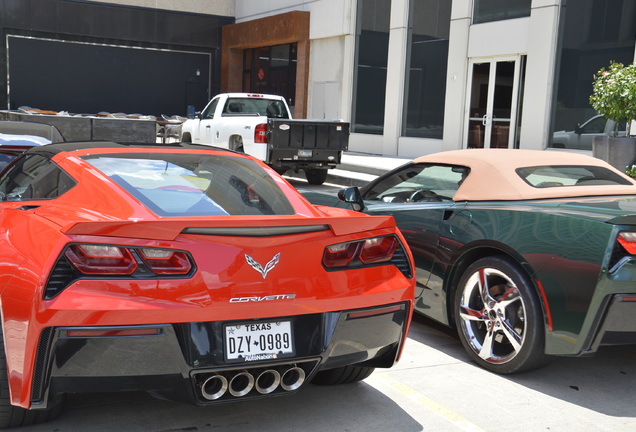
[229,371,255,397]
[200,374,228,401]
[280,366,305,391]
[255,369,281,394]
[198,365,306,401]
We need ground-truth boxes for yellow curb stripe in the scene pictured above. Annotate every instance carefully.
[369,373,489,432]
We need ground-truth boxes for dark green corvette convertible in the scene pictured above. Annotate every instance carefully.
[302,149,636,374]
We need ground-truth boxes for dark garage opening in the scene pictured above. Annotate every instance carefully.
[8,36,211,118]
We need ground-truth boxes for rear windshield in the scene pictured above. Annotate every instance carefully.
[516,165,632,188]
[222,98,289,118]
[82,152,295,216]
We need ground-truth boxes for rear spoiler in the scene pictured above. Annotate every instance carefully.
[60,215,396,241]
[607,215,636,226]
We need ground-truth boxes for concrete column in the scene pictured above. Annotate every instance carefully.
[381,0,409,156]
[519,1,561,149]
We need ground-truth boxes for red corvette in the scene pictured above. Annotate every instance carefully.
[0,142,414,427]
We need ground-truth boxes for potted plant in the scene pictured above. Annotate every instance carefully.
[589,61,636,170]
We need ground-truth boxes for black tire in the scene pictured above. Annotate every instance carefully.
[230,136,244,153]
[453,256,548,374]
[0,330,63,428]
[305,169,328,185]
[311,365,375,386]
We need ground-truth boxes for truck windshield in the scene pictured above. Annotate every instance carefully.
[223,98,289,119]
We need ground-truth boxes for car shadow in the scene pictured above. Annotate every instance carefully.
[407,313,636,418]
[20,378,422,432]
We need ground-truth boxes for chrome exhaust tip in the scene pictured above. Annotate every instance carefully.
[201,374,228,401]
[280,366,305,391]
[255,369,281,394]
[229,371,255,397]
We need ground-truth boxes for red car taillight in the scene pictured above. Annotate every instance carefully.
[618,232,636,254]
[137,248,192,274]
[65,244,138,274]
[65,244,193,275]
[323,236,399,268]
[46,244,195,299]
[254,123,268,143]
[359,236,398,264]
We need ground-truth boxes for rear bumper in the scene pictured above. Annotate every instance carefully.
[587,294,636,352]
[268,148,343,170]
[32,301,410,408]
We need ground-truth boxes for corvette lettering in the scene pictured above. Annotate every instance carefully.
[229,294,296,303]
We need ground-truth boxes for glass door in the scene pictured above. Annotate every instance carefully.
[465,56,525,149]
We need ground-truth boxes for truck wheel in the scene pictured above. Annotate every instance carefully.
[229,136,244,153]
[0,329,64,427]
[305,169,328,185]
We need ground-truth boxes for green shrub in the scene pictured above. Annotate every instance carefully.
[589,62,636,136]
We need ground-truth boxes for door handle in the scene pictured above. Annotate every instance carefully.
[482,115,489,126]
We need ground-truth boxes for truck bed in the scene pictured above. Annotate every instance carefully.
[267,118,349,169]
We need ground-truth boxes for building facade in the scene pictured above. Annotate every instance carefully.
[3,0,634,157]
[228,0,636,157]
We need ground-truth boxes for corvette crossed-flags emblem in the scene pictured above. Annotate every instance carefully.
[245,253,280,279]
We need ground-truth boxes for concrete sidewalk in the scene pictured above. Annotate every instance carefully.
[287,152,411,187]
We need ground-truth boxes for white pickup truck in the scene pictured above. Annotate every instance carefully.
[552,115,626,150]
[181,93,349,185]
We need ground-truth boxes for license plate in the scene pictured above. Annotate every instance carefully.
[224,321,294,362]
[297,149,312,157]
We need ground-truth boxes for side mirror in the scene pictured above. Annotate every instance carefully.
[338,187,365,212]
[186,105,197,119]
[574,123,582,134]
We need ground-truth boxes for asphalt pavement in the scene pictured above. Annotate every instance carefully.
[18,315,636,432]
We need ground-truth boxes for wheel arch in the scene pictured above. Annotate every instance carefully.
[444,241,549,331]
[228,134,244,152]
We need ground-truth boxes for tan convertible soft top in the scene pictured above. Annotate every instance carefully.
[413,149,636,201]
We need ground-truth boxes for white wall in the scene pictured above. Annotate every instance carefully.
[86,0,235,16]
[519,1,561,150]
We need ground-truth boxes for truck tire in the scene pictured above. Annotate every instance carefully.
[305,169,328,185]
[229,136,244,153]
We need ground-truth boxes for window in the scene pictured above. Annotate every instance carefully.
[201,97,219,119]
[516,165,632,188]
[402,0,451,139]
[82,153,295,216]
[243,44,297,108]
[550,0,635,150]
[0,154,76,201]
[221,98,289,118]
[352,0,391,134]
[473,0,531,24]
[363,163,469,202]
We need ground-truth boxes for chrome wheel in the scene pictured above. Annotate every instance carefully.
[454,256,547,374]
[458,267,525,364]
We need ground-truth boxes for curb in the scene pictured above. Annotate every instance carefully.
[285,168,377,188]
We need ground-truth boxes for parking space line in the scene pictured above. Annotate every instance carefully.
[368,373,489,432]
